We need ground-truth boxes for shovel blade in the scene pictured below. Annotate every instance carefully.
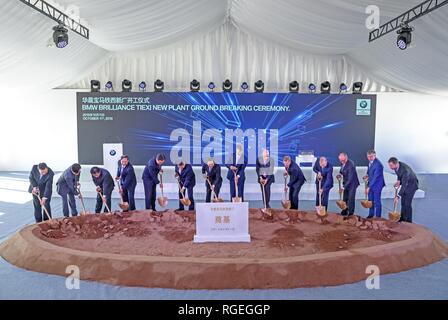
[316,206,327,217]
[212,198,224,203]
[336,200,347,210]
[158,197,168,207]
[361,200,373,209]
[119,202,130,211]
[389,211,401,222]
[232,197,242,203]
[281,200,291,209]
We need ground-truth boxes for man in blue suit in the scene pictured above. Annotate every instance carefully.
[388,157,419,223]
[57,163,81,217]
[90,167,115,213]
[283,156,306,210]
[116,155,137,211]
[29,163,55,222]
[142,154,166,211]
[202,159,223,203]
[365,150,386,218]
[339,152,360,216]
[226,143,247,202]
[313,157,334,212]
[175,162,196,211]
[256,149,275,208]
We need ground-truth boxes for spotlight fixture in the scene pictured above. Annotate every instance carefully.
[208,82,216,92]
[321,81,331,94]
[254,80,264,93]
[308,83,316,94]
[105,81,114,92]
[240,82,249,92]
[90,80,100,92]
[52,25,69,48]
[289,81,299,93]
[138,81,147,92]
[352,82,363,94]
[223,79,233,92]
[396,24,413,50]
[339,83,348,93]
[190,79,200,92]
[122,79,132,92]
[154,79,164,92]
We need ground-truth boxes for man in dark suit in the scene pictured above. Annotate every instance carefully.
[366,150,386,218]
[175,162,196,210]
[226,144,247,202]
[116,155,137,211]
[29,163,55,222]
[142,154,166,211]
[313,157,334,212]
[57,163,81,217]
[283,156,306,210]
[90,167,115,213]
[388,157,419,223]
[256,149,275,208]
[202,158,223,203]
[339,152,360,216]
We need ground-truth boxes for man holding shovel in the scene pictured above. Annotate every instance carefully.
[365,150,385,218]
[256,149,275,209]
[339,153,360,216]
[28,163,54,223]
[142,154,166,211]
[175,162,196,211]
[202,158,223,203]
[226,143,247,202]
[90,167,115,213]
[313,157,334,212]
[283,156,306,210]
[388,157,419,223]
[116,155,136,211]
[56,163,81,217]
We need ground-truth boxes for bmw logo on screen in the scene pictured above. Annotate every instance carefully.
[109,150,117,156]
[356,99,371,116]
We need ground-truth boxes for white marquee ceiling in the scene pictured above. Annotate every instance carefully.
[1,0,447,94]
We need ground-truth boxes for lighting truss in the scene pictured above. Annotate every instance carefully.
[369,0,448,42]
[18,0,90,40]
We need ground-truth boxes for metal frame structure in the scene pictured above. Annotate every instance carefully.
[369,0,448,42]
[18,0,89,40]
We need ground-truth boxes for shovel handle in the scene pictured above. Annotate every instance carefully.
[34,193,52,221]
[98,191,111,213]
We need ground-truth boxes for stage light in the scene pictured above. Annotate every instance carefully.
[90,80,100,92]
[353,82,363,94]
[240,82,249,92]
[223,79,233,92]
[138,82,147,92]
[122,79,132,92]
[208,82,216,92]
[321,81,331,94]
[289,81,299,93]
[339,83,348,93]
[52,25,69,48]
[254,80,264,93]
[308,83,316,93]
[154,79,164,92]
[190,79,200,92]
[397,24,413,50]
[105,81,113,92]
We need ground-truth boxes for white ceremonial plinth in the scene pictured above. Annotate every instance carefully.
[194,202,251,243]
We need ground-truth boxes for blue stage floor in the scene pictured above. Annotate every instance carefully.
[0,172,447,300]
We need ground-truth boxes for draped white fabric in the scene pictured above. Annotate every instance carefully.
[1,0,447,94]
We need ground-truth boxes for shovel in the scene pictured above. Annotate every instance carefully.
[316,176,327,217]
[389,186,401,222]
[157,173,168,207]
[115,180,129,211]
[176,176,191,207]
[77,185,91,216]
[260,178,273,218]
[204,175,224,203]
[232,170,242,203]
[98,190,111,214]
[336,174,348,210]
[33,191,58,227]
[361,175,373,209]
[281,175,291,209]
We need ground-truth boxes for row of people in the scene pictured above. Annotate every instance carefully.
[28,150,419,224]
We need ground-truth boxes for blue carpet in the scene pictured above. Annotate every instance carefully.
[0,172,447,300]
